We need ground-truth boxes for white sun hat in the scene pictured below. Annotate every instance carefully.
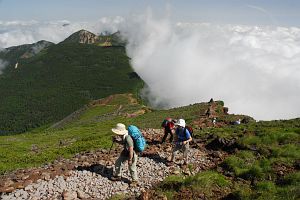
[111,123,128,135]
[176,119,186,127]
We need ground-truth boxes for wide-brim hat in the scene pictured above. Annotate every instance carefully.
[175,119,186,127]
[112,123,128,135]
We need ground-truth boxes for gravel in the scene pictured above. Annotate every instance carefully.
[1,130,215,200]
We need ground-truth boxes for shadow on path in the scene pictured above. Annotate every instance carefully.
[141,152,169,165]
[76,164,131,183]
[145,139,161,146]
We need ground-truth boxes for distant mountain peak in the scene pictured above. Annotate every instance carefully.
[62,29,99,44]
[61,30,126,47]
[2,40,54,60]
[19,40,53,59]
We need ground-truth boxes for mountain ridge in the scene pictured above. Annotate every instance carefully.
[0,30,142,133]
[61,29,99,44]
[61,29,126,47]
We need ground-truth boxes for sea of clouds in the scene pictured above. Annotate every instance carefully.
[1,15,300,120]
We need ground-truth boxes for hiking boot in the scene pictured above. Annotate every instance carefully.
[129,180,139,187]
[110,176,121,181]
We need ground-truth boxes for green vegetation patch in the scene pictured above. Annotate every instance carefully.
[0,95,213,174]
[157,171,231,199]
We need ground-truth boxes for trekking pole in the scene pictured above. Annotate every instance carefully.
[108,140,114,154]
[102,140,114,174]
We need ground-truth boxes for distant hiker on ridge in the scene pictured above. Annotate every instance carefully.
[110,123,146,187]
[168,119,192,166]
[205,107,212,118]
[213,117,217,126]
[234,119,241,125]
[161,117,176,143]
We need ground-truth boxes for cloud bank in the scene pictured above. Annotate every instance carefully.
[0,17,123,48]
[122,14,300,120]
[1,15,300,120]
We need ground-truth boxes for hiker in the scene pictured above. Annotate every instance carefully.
[212,117,217,125]
[230,119,241,125]
[168,119,192,166]
[205,107,211,118]
[161,117,176,143]
[110,123,139,186]
[234,119,241,125]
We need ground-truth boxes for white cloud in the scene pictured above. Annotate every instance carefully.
[0,15,300,120]
[121,14,300,120]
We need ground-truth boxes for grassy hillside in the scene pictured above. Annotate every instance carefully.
[0,40,142,134]
[0,94,299,199]
[0,93,220,174]
[151,120,300,199]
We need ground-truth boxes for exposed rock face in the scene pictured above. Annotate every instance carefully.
[205,136,239,152]
[61,29,99,44]
[78,30,98,44]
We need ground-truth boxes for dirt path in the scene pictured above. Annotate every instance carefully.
[0,129,227,200]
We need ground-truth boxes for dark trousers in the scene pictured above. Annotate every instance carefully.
[162,129,173,143]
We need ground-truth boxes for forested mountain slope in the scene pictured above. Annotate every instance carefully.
[0,31,142,134]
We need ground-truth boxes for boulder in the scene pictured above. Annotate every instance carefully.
[3,179,14,187]
[1,186,15,193]
[62,190,77,200]
[41,172,51,181]
[77,190,89,199]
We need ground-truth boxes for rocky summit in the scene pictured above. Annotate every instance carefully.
[62,30,99,44]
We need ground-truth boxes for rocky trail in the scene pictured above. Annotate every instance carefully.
[0,129,227,200]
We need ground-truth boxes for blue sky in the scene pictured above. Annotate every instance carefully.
[0,0,300,26]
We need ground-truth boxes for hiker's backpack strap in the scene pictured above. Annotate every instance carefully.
[183,127,191,140]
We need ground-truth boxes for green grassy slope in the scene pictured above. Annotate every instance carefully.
[0,94,299,199]
[0,40,54,71]
[0,94,215,174]
[154,120,300,199]
[0,42,142,134]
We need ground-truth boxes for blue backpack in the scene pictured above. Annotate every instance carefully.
[128,125,146,152]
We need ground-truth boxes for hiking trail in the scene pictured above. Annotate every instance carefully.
[0,129,227,200]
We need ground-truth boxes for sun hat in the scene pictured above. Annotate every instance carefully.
[111,123,128,135]
[175,119,186,127]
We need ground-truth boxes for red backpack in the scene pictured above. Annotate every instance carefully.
[161,118,171,128]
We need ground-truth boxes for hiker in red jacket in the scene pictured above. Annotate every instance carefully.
[161,118,176,143]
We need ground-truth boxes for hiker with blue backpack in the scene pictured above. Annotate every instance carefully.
[168,119,192,166]
[110,123,146,187]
